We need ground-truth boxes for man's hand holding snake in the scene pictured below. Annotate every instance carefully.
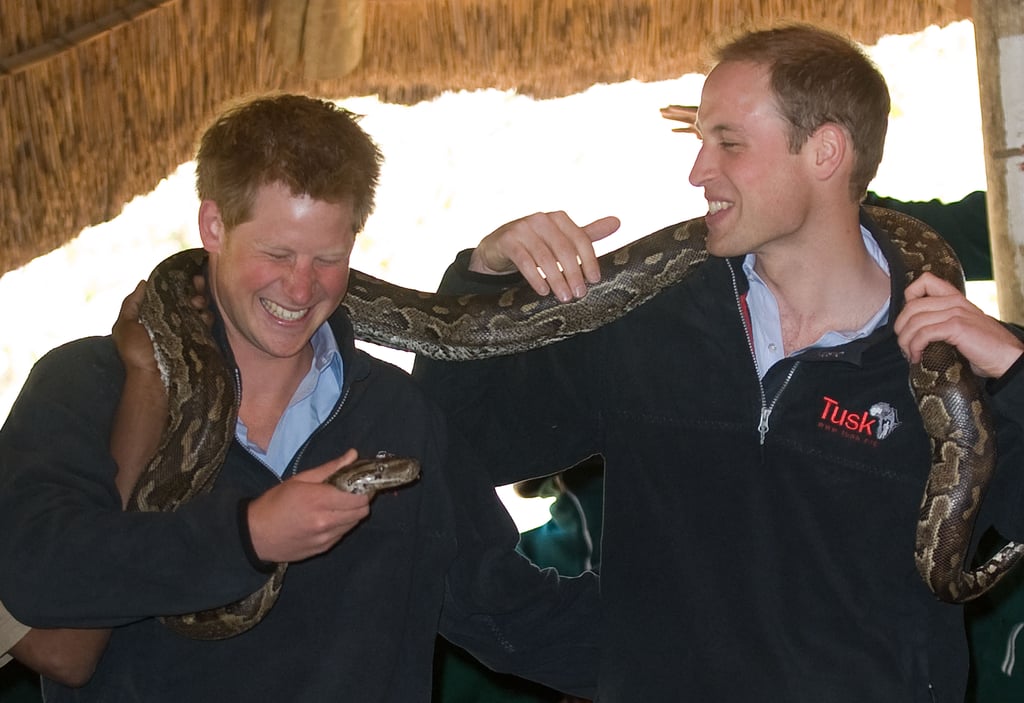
[111,282,172,507]
[895,272,1024,378]
[246,449,372,564]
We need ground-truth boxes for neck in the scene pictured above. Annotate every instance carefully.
[234,343,314,450]
[752,218,889,354]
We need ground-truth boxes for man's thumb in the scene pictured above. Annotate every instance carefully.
[582,215,621,243]
[294,449,358,483]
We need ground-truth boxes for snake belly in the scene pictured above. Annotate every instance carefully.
[136,206,1017,640]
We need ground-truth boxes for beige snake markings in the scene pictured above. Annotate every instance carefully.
[136,206,1021,638]
[134,261,419,640]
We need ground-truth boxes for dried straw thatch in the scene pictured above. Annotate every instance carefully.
[1,0,966,276]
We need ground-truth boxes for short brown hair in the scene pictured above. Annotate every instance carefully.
[714,24,890,201]
[195,93,383,231]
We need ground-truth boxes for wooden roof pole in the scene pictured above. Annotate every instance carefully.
[0,0,177,77]
[973,0,1024,324]
[270,0,366,80]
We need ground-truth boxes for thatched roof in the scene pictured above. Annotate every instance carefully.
[1,0,967,277]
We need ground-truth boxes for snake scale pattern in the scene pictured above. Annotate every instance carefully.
[132,260,420,640]
[878,207,1024,602]
[135,205,1020,639]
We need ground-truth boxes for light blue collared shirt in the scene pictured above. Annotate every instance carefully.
[742,226,891,379]
[236,324,344,476]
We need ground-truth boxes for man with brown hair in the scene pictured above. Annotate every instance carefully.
[0,94,598,702]
[414,24,1024,701]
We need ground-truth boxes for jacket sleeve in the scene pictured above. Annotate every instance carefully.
[412,250,603,486]
[981,350,1024,541]
[437,429,600,698]
[864,191,991,281]
[0,338,269,628]
[416,250,604,695]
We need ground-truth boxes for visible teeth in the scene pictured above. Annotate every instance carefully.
[261,298,308,322]
[707,200,732,215]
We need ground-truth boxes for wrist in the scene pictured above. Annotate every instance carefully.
[239,498,277,573]
[467,249,500,275]
[122,363,164,383]
[121,366,168,407]
[987,349,1024,395]
[468,246,518,276]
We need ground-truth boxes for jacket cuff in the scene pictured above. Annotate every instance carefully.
[437,249,524,295]
[237,498,278,574]
[986,349,1024,397]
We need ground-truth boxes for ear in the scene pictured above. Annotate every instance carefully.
[808,123,849,182]
[198,200,226,253]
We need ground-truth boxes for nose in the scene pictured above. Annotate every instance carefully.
[283,259,316,304]
[688,143,713,188]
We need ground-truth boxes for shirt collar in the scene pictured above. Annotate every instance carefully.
[310,322,341,372]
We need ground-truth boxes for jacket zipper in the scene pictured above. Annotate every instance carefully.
[231,366,353,481]
[285,382,351,479]
[727,260,800,446]
[230,367,287,478]
[756,364,799,445]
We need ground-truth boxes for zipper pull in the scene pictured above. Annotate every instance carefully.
[758,406,771,445]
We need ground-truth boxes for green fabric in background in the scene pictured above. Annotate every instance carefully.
[864,191,991,281]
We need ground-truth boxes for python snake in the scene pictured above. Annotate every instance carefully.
[130,262,420,639]
[134,205,1019,639]
[877,207,1024,602]
[133,453,419,641]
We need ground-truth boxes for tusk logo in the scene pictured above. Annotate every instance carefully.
[868,401,901,440]
[819,396,901,443]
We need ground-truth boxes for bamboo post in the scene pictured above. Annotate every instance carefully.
[973,0,1024,323]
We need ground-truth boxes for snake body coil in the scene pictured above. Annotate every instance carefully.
[136,206,1019,638]
[132,257,419,640]
[881,209,1024,601]
[149,454,419,640]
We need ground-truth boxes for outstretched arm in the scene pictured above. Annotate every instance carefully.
[5,281,171,685]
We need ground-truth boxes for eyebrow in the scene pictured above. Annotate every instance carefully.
[696,122,743,140]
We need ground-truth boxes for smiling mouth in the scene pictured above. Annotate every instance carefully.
[261,298,309,322]
[707,200,733,215]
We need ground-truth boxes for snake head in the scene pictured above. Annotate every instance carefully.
[326,453,421,496]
